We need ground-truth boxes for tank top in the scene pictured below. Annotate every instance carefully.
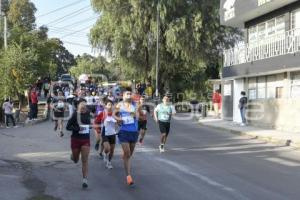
[119,102,138,132]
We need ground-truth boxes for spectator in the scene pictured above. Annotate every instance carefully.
[31,88,39,120]
[2,98,17,128]
[212,89,222,118]
[238,91,248,126]
[43,81,50,98]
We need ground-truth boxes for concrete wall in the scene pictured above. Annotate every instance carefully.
[247,98,300,132]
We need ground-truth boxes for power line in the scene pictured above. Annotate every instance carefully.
[36,0,86,18]
[45,5,91,26]
[61,24,93,38]
[59,16,98,29]
[62,40,91,48]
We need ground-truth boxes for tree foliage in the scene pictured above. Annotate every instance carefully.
[90,0,242,98]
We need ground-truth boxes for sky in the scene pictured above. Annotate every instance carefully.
[31,0,99,56]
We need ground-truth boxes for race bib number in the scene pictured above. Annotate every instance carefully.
[161,113,170,121]
[79,125,90,134]
[122,115,135,125]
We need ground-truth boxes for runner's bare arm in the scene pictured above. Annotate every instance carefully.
[113,103,122,122]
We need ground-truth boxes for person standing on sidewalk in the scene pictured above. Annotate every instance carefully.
[66,101,92,189]
[238,91,248,126]
[30,88,39,120]
[2,99,17,128]
[212,90,222,118]
[154,95,176,153]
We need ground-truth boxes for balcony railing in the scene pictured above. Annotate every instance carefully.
[223,29,300,67]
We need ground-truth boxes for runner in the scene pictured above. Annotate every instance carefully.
[94,97,105,157]
[138,96,151,145]
[66,101,92,189]
[94,100,117,169]
[107,91,115,103]
[154,95,176,153]
[113,88,140,185]
[52,91,67,137]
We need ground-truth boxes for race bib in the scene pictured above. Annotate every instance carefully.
[57,102,64,108]
[161,113,170,121]
[105,122,116,136]
[122,115,135,125]
[79,125,90,134]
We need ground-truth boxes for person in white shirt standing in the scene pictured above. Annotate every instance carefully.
[2,98,17,128]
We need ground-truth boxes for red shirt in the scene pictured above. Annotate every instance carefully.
[31,92,38,104]
[94,111,113,133]
[212,92,221,104]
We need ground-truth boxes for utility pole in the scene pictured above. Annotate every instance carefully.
[0,0,7,50]
[155,0,160,98]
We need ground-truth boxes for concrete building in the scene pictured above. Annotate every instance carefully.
[220,0,300,132]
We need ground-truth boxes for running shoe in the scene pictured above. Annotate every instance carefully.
[139,138,143,145]
[99,152,103,159]
[95,143,99,151]
[60,131,64,137]
[159,144,165,153]
[70,154,75,163]
[106,161,113,169]
[103,153,108,163]
[82,178,88,189]
[54,125,58,131]
[126,175,134,185]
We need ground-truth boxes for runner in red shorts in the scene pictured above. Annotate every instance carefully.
[66,101,91,189]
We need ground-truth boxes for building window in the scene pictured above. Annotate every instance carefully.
[248,77,257,100]
[267,75,276,98]
[257,76,266,99]
[291,72,300,97]
[248,15,286,44]
[276,87,283,98]
[291,9,300,30]
[267,19,276,36]
[267,74,284,99]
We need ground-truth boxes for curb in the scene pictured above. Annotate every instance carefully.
[198,122,299,149]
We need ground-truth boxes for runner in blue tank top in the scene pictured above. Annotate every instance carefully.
[113,87,140,185]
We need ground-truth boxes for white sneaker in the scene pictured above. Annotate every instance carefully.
[103,153,108,163]
[159,145,165,153]
[106,161,113,169]
[6,126,10,129]
[82,178,88,189]
[13,126,19,128]
[240,123,246,127]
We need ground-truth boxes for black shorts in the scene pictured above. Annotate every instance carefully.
[159,121,170,135]
[138,120,147,131]
[101,127,116,145]
[53,111,64,118]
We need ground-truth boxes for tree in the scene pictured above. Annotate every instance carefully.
[70,54,109,80]
[90,0,242,98]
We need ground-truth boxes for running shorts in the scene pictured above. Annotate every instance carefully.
[138,120,147,131]
[118,131,138,143]
[159,121,170,135]
[71,138,90,149]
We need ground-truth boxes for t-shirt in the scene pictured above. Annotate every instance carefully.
[155,103,176,122]
[2,102,13,114]
[239,96,247,109]
[52,97,66,112]
[66,111,91,139]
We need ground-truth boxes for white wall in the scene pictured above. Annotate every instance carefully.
[233,78,245,123]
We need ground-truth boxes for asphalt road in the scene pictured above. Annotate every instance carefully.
[1,114,300,200]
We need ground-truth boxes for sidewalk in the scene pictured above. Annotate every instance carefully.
[198,117,300,149]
